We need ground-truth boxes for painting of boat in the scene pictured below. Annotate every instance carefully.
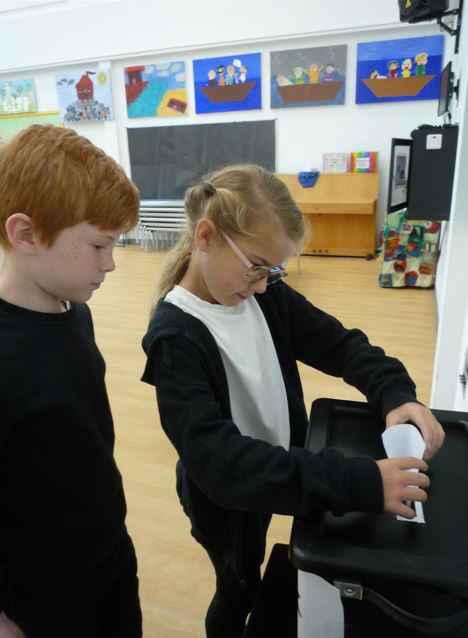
[194,52,262,113]
[277,81,343,103]
[362,75,434,98]
[125,80,149,106]
[199,81,256,104]
[356,35,443,104]
[124,62,187,118]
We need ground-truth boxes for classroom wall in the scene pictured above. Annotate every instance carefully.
[430,0,468,412]
[1,0,466,410]
[0,0,445,235]
[0,0,440,72]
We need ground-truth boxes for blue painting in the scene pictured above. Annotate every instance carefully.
[193,53,261,114]
[124,62,188,118]
[270,45,347,109]
[55,69,114,122]
[356,35,444,104]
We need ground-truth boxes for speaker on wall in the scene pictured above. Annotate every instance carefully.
[407,124,459,221]
[398,0,448,23]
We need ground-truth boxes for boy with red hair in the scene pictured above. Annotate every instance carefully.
[0,125,142,637]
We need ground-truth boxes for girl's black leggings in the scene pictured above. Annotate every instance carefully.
[204,512,272,638]
[205,547,262,638]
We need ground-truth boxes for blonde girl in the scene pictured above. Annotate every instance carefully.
[142,164,443,638]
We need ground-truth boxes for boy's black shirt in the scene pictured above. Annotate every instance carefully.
[0,298,127,588]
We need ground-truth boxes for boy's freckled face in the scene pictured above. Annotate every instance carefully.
[34,222,121,304]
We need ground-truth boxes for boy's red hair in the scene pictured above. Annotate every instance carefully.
[0,124,140,249]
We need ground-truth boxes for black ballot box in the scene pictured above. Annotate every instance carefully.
[289,398,468,637]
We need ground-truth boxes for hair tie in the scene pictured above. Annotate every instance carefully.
[203,181,216,197]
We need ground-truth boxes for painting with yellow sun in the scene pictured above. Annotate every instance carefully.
[55,68,114,122]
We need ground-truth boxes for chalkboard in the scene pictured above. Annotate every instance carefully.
[127,120,276,200]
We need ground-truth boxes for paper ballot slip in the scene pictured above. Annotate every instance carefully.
[382,423,426,523]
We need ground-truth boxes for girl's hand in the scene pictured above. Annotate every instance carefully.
[385,402,445,460]
[0,613,26,638]
[376,456,429,519]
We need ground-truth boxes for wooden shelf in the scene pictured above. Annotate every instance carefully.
[276,173,379,258]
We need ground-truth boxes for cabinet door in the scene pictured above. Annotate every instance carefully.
[303,213,375,257]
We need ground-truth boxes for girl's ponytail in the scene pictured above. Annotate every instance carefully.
[153,231,192,307]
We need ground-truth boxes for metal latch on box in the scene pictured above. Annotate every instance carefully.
[333,580,363,600]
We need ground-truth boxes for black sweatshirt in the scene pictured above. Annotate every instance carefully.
[0,299,127,591]
[142,282,419,520]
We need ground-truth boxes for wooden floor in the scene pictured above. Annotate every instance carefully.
[88,246,437,638]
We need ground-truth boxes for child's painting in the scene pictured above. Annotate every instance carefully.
[356,35,444,104]
[55,69,114,122]
[124,62,188,118]
[0,79,37,115]
[270,45,347,109]
[193,53,261,114]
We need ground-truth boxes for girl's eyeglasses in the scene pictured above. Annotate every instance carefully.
[220,231,288,285]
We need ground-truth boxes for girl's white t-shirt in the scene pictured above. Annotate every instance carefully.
[165,285,290,449]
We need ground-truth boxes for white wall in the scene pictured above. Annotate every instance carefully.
[453,300,468,411]
[0,0,439,72]
[0,1,445,235]
[2,0,466,410]
[431,0,468,411]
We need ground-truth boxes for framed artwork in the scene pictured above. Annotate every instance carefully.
[0,79,37,115]
[192,52,261,114]
[270,45,347,109]
[356,35,444,104]
[55,69,114,122]
[124,62,188,118]
[387,138,412,213]
[349,151,378,173]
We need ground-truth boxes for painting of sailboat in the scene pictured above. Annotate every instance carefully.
[270,45,347,109]
[193,53,261,114]
[356,35,444,104]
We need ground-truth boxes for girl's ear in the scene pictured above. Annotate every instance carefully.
[194,217,218,252]
[4,213,37,254]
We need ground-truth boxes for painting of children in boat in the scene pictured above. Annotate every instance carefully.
[356,35,444,104]
[193,53,261,114]
[270,45,347,109]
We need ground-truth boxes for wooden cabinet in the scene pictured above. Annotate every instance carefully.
[276,173,379,258]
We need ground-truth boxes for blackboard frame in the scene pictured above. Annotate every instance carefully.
[127,119,276,201]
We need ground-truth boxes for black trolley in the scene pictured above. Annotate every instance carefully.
[245,399,468,637]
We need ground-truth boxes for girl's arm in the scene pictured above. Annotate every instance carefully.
[277,284,444,456]
[279,284,419,414]
[145,334,383,518]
